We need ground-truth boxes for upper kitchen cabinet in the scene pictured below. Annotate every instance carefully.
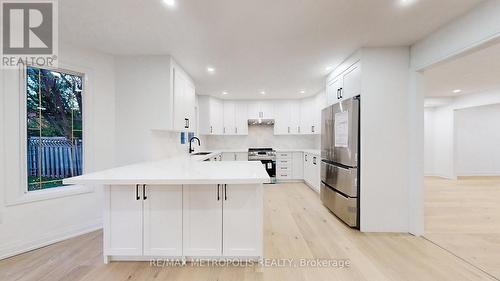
[274,100,300,135]
[223,101,248,135]
[248,101,274,120]
[300,97,320,135]
[199,96,224,135]
[114,56,196,132]
[326,60,361,106]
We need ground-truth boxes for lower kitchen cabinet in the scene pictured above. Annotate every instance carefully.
[304,153,321,192]
[223,184,263,257]
[104,185,183,257]
[183,184,263,258]
[143,185,183,256]
[222,152,248,161]
[183,185,223,257]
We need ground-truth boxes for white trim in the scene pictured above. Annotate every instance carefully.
[0,219,102,260]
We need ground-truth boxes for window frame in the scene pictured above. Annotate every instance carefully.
[9,63,94,205]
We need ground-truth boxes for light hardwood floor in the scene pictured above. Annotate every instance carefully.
[425,176,500,280]
[0,183,496,281]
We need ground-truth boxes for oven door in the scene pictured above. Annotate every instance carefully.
[260,159,276,183]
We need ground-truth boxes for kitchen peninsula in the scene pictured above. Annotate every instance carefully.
[63,152,269,263]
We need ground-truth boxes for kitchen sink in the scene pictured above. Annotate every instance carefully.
[191,152,212,156]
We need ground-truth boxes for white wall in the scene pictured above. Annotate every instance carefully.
[358,47,411,233]
[424,89,500,178]
[205,125,319,150]
[114,56,204,166]
[455,103,500,176]
[0,43,116,259]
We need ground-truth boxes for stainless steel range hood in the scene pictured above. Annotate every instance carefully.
[248,119,275,125]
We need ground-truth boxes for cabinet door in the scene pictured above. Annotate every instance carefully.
[235,152,248,161]
[223,184,263,257]
[292,152,304,180]
[234,101,248,135]
[210,98,224,135]
[172,69,186,131]
[326,79,337,106]
[247,101,260,119]
[261,101,274,119]
[143,185,183,256]
[273,102,290,135]
[184,80,196,130]
[183,185,223,257]
[222,152,235,161]
[341,62,361,100]
[310,155,320,192]
[223,101,236,135]
[289,101,301,134]
[304,153,312,185]
[300,98,314,134]
[105,185,143,256]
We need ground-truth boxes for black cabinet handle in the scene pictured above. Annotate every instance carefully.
[313,157,317,165]
[210,126,213,134]
[224,184,227,201]
[340,88,343,99]
[136,184,140,200]
[187,119,190,128]
[143,184,147,200]
[312,125,315,133]
[336,89,340,99]
[217,184,220,201]
[235,127,238,134]
[184,118,189,129]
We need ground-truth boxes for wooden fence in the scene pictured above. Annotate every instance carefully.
[28,137,83,179]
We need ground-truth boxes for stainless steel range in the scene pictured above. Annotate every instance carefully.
[248,148,276,184]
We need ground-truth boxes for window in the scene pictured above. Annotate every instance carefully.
[26,66,84,191]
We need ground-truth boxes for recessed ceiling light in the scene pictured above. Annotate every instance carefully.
[452,89,462,94]
[300,90,306,94]
[207,67,215,73]
[398,0,417,7]
[163,0,175,8]
[260,91,266,95]
[222,91,228,95]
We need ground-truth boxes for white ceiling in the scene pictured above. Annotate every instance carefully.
[59,0,483,99]
[424,40,500,97]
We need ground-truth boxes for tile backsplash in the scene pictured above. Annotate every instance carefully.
[205,125,320,150]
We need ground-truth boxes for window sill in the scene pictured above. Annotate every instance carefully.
[5,184,95,207]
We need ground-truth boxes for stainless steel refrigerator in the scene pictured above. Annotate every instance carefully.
[320,96,360,228]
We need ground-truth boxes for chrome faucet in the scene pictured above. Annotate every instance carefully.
[189,137,201,154]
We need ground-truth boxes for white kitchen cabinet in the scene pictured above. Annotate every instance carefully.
[326,61,361,104]
[143,185,183,256]
[274,101,301,135]
[341,62,361,100]
[292,152,304,180]
[303,153,320,192]
[234,101,249,135]
[115,56,195,132]
[183,184,262,258]
[223,184,263,257]
[222,152,249,161]
[199,96,224,135]
[105,185,143,256]
[300,97,319,135]
[223,101,248,135]
[223,101,236,135]
[183,185,223,257]
[104,185,183,258]
[173,68,196,131]
[248,101,274,120]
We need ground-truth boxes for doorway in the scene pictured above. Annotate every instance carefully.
[423,41,500,279]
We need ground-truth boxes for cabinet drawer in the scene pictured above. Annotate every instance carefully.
[277,172,292,179]
[276,152,292,159]
[277,159,291,166]
[277,166,291,172]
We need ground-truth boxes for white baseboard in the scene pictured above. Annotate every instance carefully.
[456,172,500,177]
[424,173,457,180]
[0,219,102,260]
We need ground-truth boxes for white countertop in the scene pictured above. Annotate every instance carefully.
[64,152,270,185]
[275,148,320,155]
